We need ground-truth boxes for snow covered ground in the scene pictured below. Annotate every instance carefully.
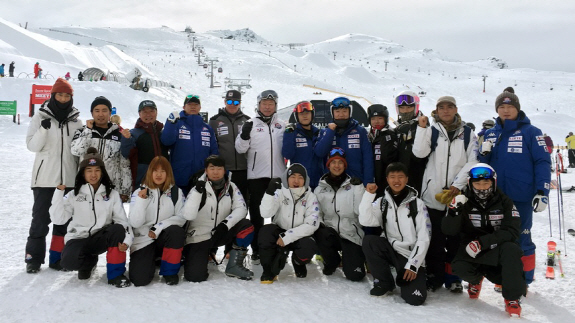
[1,18,575,322]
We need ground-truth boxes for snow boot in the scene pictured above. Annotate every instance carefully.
[26,263,40,274]
[260,271,278,284]
[163,274,180,285]
[108,274,131,288]
[49,260,68,271]
[225,245,253,280]
[292,256,307,278]
[370,280,394,297]
[448,281,463,293]
[505,299,521,317]
[494,284,502,293]
[467,277,484,299]
[271,247,289,276]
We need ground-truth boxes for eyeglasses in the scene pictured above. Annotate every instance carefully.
[329,147,345,157]
[226,100,241,106]
[294,101,314,113]
[395,94,416,106]
[469,166,495,179]
[332,97,351,108]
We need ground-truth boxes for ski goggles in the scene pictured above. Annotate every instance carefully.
[184,94,200,105]
[395,94,416,106]
[331,97,351,109]
[258,90,278,102]
[226,100,241,106]
[293,101,314,113]
[469,166,495,180]
[329,147,346,158]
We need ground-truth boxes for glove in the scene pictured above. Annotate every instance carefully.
[41,119,51,130]
[167,110,180,124]
[481,140,492,154]
[285,123,296,133]
[449,194,468,211]
[532,190,548,212]
[195,180,206,194]
[266,178,282,195]
[465,240,481,258]
[240,120,253,140]
[211,221,229,246]
[435,189,453,205]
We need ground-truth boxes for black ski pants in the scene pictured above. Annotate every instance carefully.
[426,207,461,288]
[258,224,317,275]
[230,170,248,199]
[247,177,271,254]
[314,225,365,281]
[568,149,575,166]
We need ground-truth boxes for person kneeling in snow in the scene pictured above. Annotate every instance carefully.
[359,162,430,306]
[128,156,186,286]
[442,163,525,317]
[182,155,253,282]
[258,164,320,283]
[50,148,133,288]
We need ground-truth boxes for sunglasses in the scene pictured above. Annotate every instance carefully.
[469,167,495,179]
[395,94,416,106]
[294,101,314,113]
[332,97,351,108]
[329,147,345,157]
[226,100,241,106]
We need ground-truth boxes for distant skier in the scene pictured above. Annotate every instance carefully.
[9,61,15,77]
[34,62,40,79]
[78,71,84,81]
[0,63,5,77]
[64,72,71,81]
[565,132,575,167]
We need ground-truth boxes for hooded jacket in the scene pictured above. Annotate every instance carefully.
[182,173,247,245]
[315,119,374,186]
[71,123,132,196]
[314,174,365,245]
[129,185,187,252]
[282,123,323,188]
[26,102,83,188]
[161,112,219,188]
[260,164,320,245]
[478,111,551,202]
[359,186,431,271]
[209,108,250,171]
[235,113,286,180]
[412,114,479,210]
[50,184,133,245]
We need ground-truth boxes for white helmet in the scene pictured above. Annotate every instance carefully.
[394,90,420,117]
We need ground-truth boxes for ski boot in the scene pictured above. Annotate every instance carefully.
[26,263,41,274]
[370,280,394,297]
[163,274,180,285]
[467,277,484,299]
[505,299,521,317]
[225,245,253,280]
[494,284,502,293]
[448,281,463,293]
[108,274,131,288]
[260,271,278,284]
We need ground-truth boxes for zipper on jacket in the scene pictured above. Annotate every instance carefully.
[420,179,431,199]
[394,204,404,241]
[333,190,341,233]
[35,160,44,184]
[444,135,452,189]
[268,123,274,178]
[60,126,64,185]
[226,114,239,170]
[252,152,257,171]
[155,190,161,224]
[87,186,98,237]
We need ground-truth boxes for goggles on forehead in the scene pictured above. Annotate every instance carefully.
[469,166,495,180]
[226,100,240,106]
[184,94,200,104]
[332,97,351,108]
[294,101,314,113]
[395,94,416,106]
[329,147,345,157]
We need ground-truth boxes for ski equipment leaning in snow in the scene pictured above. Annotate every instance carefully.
[546,241,556,279]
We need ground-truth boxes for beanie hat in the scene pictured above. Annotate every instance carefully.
[51,78,73,95]
[226,90,241,101]
[90,96,112,113]
[138,100,157,112]
[495,87,520,111]
[79,147,105,169]
[326,147,348,168]
[436,96,457,108]
[287,163,307,179]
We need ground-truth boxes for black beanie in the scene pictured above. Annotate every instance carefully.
[495,87,520,111]
[91,96,112,113]
[79,147,105,169]
[287,163,307,179]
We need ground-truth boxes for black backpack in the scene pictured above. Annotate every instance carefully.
[379,198,419,231]
[187,169,234,210]
[430,124,472,153]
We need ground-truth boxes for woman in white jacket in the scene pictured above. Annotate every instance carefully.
[182,156,253,282]
[258,163,320,284]
[128,156,186,286]
[314,147,366,281]
[359,162,431,305]
[50,148,133,288]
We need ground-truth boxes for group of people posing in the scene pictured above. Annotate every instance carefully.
[25,78,550,316]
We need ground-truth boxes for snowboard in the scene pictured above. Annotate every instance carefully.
[568,229,575,236]
[546,241,557,279]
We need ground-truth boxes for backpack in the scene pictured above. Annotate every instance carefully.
[187,169,234,210]
[430,125,472,154]
[379,198,419,231]
[170,185,179,206]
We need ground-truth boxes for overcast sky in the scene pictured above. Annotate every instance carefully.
[5,0,575,72]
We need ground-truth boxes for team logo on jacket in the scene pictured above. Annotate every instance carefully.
[513,130,522,135]
[202,127,209,131]
[112,135,119,141]
[345,185,351,191]
[218,121,225,127]
[348,134,360,138]
[301,200,307,206]
[275,123,282,129]
[512,210,520,217]
[256,127,264,132]
[102,194,110,201]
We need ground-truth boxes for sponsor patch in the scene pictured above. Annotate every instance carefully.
[111,135,119,141]
[348,139,360,143]
[296,138,307,143]
[489,214,504,220]
[201,136,210,141]
[296,143,308,147]
[201,132,210,136]
[301,200,307,207]
[469,214,481,220]
[374,149,381,154]
[537,141,546,146]
[202,127,209,131]
[179,134,191,140]
[348,134,360,138]
[536,136,544,140]
[348,144,360,149]
[375,144,381,149]
[217,129,228,136]
[386,135,391,141]
[545,183,550,189]
[179,129,190,135]
[218,121,225,127]
[201,141,210,146]
[471,220,481,227]
[508,147,522,153]
[508,142,522,147]
[256,127,265,132]
[275,123,282,129]
[544,146,549,153]
[512,211,520,217]
[509,136,522,141]
[376,155,381,160]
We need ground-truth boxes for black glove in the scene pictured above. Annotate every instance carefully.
[211,221,229,246]
[41,119,51,130]
[195,180,206,194]
[266,178,282,195]
[285,123,296,133]
[240,120,253,140]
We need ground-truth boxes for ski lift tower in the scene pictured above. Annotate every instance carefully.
[196,46,205,65]
[205,57,220,88]
[224,77,252,95]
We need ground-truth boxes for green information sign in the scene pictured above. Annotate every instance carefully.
[0,101,17,115]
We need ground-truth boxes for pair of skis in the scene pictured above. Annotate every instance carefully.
[546,241,565,279]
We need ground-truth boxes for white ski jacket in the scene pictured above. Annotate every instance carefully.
[182,174,247,245]
[129,185,186,252]
[50,184,133,245]
[71,124,132,197]
[359,187,431,271]
[314,174,365,246]
[235,114,286,179]
[260,168,320,245]
[26,104,83,188]
[412,118,479,211]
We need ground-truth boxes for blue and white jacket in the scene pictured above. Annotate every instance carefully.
[282,123,323,189]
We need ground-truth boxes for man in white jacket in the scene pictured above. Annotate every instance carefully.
[235,90,286,262]
[258,163,320,283]
[412,95,478,292]
[359,162,431,306]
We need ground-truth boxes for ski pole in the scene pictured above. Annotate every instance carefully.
[548,198,552,237]
[557,157,563,240]
[557,250,565,277]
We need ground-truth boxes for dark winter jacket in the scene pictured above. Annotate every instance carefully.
[120,119,169,190]
[209,108,250,171]
[9,62,14,73]
[394,113,428,194]
[442,188,521,266]
[315,119,374,186]
[282,123,323,189]
[479,112,551,202]
[368,126,398,194]
[161,112,219,190]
